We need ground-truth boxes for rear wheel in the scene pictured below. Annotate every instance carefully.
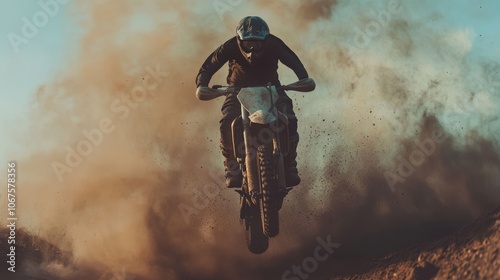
[258,144,280,237]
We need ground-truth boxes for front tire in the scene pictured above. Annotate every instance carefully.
[258,144,280,237]
[245,203,269,254]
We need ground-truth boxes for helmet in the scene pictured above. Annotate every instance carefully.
[236,16,270,65]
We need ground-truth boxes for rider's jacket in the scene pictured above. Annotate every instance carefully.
[196,35,308,88]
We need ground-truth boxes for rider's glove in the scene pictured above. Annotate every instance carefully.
[196,86,210,100]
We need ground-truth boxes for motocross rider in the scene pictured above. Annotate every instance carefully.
[195,16,312,188]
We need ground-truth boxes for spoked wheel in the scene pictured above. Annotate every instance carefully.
[244,202,269,254]
[257,143,281,238]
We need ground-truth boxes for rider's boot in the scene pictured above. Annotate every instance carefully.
[284,135,301,187]
[221,144,243,188]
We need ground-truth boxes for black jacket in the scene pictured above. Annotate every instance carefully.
[196,34,308,88]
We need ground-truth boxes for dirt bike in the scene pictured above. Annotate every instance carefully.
[196,78,315,253]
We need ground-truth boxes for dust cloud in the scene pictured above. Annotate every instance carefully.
[2,0,499,279]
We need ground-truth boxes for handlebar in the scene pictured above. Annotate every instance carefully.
[196,78,316,101]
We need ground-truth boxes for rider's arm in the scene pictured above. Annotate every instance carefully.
[195,38,233,87]
[273,35,309,81]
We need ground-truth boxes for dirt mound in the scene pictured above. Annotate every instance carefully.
[0,227,70,279]
[333,206,500,280]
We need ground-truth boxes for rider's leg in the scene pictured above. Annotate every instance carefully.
[220,94,243,188]
[276,92,301,187]
[284,119,300,187]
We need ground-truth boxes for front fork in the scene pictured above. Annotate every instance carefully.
[239,105,286,205]
[241,106,259,198]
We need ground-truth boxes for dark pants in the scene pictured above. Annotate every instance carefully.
[219,90,299,158]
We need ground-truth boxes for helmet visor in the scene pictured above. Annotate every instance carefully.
[241,40,265,53]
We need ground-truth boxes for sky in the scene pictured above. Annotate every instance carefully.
[0,0,77,161]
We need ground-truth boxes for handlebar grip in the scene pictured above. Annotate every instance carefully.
[196,86,225,101]
[282,78,316,92]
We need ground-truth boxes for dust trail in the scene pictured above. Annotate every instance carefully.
[2,0,499,279]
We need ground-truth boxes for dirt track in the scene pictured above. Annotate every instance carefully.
[0,206,498,280]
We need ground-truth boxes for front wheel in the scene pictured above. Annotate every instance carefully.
[258,144,280,237]
[244,202,269,254]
